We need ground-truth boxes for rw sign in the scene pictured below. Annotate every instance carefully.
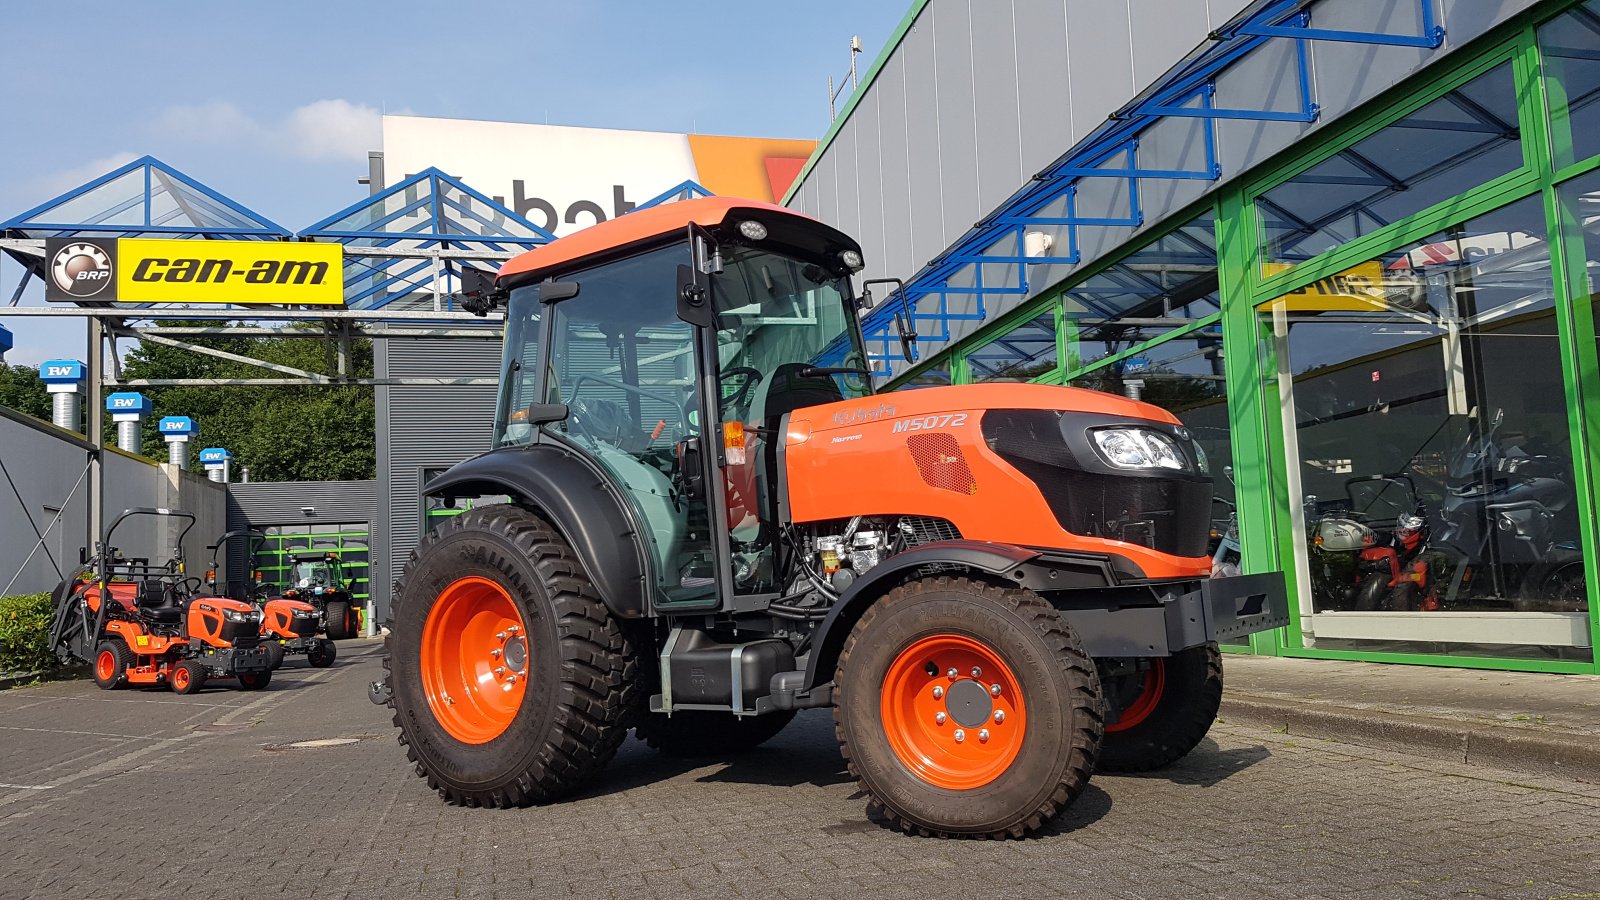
[44,237,344,306]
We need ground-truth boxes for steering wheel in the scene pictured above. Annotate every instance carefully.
[569,396,634,446]
[720,367,763,417]
[569,374,688,445]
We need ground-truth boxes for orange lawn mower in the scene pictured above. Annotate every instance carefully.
[204,530,336,670]
[47,508,274,694]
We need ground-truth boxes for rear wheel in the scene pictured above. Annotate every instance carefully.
[92,641,131,690]
[1097,644,1222,773]
[385,505,638,807]
[834,576,1103,838]
[324,599,355,641]
[307,639,336,668]
[636,710,796,757]
[171,659,206,695]
[237,669,272,691]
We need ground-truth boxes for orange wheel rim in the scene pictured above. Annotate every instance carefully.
[420,576,529,745]
[1107,658,1166,733]
[880,634,1027,790]
[96,650,115,681]
[173,666,190,691]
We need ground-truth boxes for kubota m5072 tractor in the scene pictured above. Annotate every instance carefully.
[376,198,1287,837]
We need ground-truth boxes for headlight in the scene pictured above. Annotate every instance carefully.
[838,249,865,272]
[223,609,261,623]
[1090,427,1189,471]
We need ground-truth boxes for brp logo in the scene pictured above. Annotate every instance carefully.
[50,241,115,298]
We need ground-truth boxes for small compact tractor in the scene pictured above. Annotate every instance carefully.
[49,508,274,694]
[282,551,361,642]
[375,198,1288,837]
[205,531,336,669]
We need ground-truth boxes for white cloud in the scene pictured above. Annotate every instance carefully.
[28,151,141,201]
[283,99,381,161]
[145,99,381,162]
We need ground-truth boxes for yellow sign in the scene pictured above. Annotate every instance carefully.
[117,238,343,305]
[135,635,150,647]
[1263,261,1402,312]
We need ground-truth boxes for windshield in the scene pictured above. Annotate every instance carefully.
[293,561,332,586]
[712,246,872,405]
[494,285,545,447]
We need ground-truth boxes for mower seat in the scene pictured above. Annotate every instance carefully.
[135,580,182,625]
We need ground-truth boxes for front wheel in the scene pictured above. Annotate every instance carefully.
[237,669,272,691]
[171,659,206,695]
[92,641,132,690]
[385,505,638,807]
[834,576,1103,839]
[263,642,286,670]
[307,640,336,668]
[1097,644,1222,773]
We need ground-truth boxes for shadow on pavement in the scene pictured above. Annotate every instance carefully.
[1101,738,1272,788]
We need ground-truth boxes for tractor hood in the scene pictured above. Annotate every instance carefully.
[782,383,1212,580]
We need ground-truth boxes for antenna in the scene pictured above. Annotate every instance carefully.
[828,35,865,122]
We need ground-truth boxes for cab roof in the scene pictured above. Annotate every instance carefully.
[495,196,857,284]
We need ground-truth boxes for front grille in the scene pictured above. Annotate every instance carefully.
[984,409,1212,558]
[898,515,962,547]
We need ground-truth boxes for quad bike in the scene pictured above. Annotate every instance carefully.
[47,508,273,694]
[205,530,337,670]
[283,551,361,641]
[373,198,1288,838]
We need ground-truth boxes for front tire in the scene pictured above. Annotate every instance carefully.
[1097,644,1222,773]
[264,642,286,670]
[171,659,206,695]
[834,576,1103,839]
[92,641,132,690]
[636,710,796,757]
[307,639,336,668]
[385,505,638,807]
[237,669,272,691]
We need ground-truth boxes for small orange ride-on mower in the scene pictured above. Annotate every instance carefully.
[48,507,274,694]
[375,198,1288,837]
[282,551,361,642]
[205,530,336,670]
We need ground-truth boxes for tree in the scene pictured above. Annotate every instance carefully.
[118,323,375,482]
[0,363,50,421]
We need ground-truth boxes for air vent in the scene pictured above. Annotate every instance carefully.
[907,433,977,495]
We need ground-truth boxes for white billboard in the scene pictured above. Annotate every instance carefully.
[381,116,815,237]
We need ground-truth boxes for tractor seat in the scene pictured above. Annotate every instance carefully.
[135,580,182,625]
[140,606,182,625]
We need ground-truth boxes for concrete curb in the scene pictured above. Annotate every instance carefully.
[1221,693,1600,782]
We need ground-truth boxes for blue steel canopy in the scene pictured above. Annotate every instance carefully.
[861,0,1446,373]
[0,155,290,241]
[299,167,555,311]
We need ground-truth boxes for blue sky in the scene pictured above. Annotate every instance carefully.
[0,1,909,365]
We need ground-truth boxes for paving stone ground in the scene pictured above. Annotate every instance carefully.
[0,640,1596,900]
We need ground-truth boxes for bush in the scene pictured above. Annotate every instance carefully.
[0,592,56,675]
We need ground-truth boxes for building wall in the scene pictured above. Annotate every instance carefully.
[373,336,502,620]
[787,0,1537,373]
[0,407,225,596]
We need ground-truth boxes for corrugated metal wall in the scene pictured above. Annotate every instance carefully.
[224,479,378,585]
[373,336,502,620]
[788,0,1537,364]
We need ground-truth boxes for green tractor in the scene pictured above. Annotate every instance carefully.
[282,551,361,641]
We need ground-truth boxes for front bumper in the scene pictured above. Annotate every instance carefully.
[1057,573,1289,658]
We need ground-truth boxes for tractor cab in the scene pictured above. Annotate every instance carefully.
[477,198,873,608]
[288,553,343,595]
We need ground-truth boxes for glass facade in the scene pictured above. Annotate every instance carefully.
[925,3,1600,672]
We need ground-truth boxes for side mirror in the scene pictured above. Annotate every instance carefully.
[525,403,569,426]
[862,278,914,363]
[677,437,705,502]
[893,309,918,363]
[458,267,503,316]
[677,264,713,327]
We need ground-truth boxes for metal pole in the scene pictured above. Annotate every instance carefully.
[87,318,104,552]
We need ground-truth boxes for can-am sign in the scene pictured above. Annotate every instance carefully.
[44,237,343,305]
[381,116,814,238]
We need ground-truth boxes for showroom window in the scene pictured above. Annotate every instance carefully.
[1541,0,1600,171]
[965,307,1059,383]
[1257,60,1524,269]
[1258,195,1589,660]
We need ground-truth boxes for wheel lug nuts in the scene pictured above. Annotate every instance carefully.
[506,674,517,683]
[935,712,947,725]
[491,649,502,658]
[979,729,990,743]
[495,631,507,641]
[507,625,519,633]
[946,668,958,679]
[993,710,1005,724]
[990,683,1002,697]
[932,686,944,699]
[953,729,965,743]
[971,666,982,678]
[494,666,506,675]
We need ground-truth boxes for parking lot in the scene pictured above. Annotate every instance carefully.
[0,642,1595,900]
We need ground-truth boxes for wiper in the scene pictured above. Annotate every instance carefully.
[799,366,872,379]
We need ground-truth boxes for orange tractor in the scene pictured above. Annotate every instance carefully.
[375,198,1287,837]
[48,508,274,694]
[204,530,336,669]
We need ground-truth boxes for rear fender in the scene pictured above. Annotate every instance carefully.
[423,444,652,619]
[800,540,1122,691]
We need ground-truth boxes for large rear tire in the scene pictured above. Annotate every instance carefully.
[834,576,1103,838]
[385,504,638,807]
[92,641,131,690]
[324,599,355,641]
[636,710,796,757]
[1097,643,1222,773]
